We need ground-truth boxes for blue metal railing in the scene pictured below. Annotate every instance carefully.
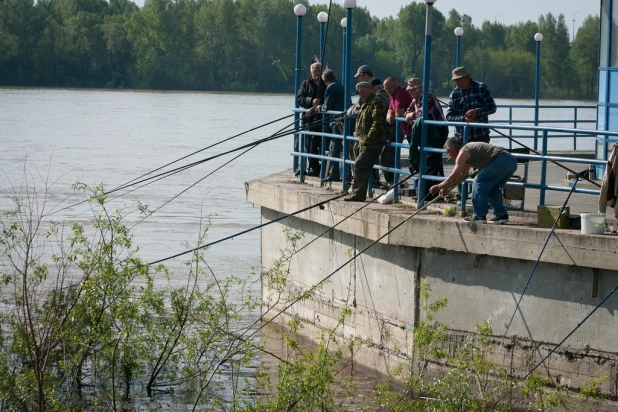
[490,104,596,151]
[291,105,616,213]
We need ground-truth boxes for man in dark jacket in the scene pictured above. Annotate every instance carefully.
[345,81,387,202]
[312,69,351,182]
[296,62,326,176]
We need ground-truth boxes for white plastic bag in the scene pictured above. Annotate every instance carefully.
[377,188,395,204]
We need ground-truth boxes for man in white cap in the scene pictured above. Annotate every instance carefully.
[446,66,496,143]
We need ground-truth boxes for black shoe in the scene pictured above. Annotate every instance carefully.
[344,196,365,202]
[293,170,300,177]
[321,175,342,183]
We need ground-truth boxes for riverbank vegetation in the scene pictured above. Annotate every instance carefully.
[0,0,598,99]
[0,175,609,410]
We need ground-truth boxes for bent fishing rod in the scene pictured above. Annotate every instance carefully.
[46,112,334,216]
[235,174,474,349]
[430,95,602,188]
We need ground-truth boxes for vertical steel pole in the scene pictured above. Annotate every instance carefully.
[293,10,304,176]
[342,10,353,190]
[319,20,327,180]
[534,34,542,151]
[341,23,349,189]
[417,1,433,203]
[320,22,326,64]
[456,35,461,67]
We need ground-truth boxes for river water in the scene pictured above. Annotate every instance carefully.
[0,88,596,407]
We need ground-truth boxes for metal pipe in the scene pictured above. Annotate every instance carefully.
[418,0,434,203]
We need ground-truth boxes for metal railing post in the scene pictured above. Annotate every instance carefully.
[540,129,548,205]
[342,8,353,190]
[394,126,401,200]
[573,107,578,150]
[418,0,435,204]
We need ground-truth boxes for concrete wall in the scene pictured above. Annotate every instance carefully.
[249,171,618,396]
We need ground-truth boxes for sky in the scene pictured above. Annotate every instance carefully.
[315,0,600,35]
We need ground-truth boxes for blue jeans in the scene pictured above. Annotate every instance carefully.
[472,153,517,217]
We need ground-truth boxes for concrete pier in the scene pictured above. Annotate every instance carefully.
[246,155,618,397]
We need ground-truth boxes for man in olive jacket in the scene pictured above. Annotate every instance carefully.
[345,81,387,201]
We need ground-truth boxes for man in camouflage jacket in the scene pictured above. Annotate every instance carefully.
[345,81,387,201]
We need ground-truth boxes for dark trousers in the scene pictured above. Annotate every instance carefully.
[306,135,320,173]
[415,153,445,201]
[350,146,383,200]
[380,144,395,184]
[327,122,342,180]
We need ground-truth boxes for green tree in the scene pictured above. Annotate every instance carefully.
[571,15,599,99]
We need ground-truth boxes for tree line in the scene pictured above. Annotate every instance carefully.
[0,0,599,99]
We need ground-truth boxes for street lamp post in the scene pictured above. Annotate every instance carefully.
[418,0,437,203]
[342,0,356,189]
[454,27,464,67]
[317,12,328,64]
[534,32,546,204]
[293,4,306,179]
[317,11,329,180]
[534,32,543,152]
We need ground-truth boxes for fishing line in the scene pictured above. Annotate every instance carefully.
[127,115,309,231]
[431,95,602,188]
[250,174,415,288]
[111,114,295,194]
[490,282,618,410]
[44,114,295,217]
[320,0,334,66]
[273,60,294,91]
[503,177,579,336]
[234,176,470,356]
[313,40,601,190]
[146,192,346,266]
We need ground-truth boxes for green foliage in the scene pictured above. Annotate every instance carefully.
[443,206,457,217]
[0,178,261,410]
[0,0,600,98]
[371,284,609,411]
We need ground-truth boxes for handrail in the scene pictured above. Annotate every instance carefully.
[291,105,611,213]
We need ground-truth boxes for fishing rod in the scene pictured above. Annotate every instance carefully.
[250,174,415,288]
[105,112,342,195]
[503,177,580,336]
[429,94,602,188]
[44,113,296,217]
[127,113,315,231]
[146,192,346,266]
[233,173,475,356]
[490,281,618,411]
[316,39,603,189]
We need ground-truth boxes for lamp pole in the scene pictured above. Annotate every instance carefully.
[534,32,545,203]
[317,12,328,64]
[342,0,356,188]
[454,27,464,67]
[534,32,543,152]
[293,4,306,179]
[418,0,437,203]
